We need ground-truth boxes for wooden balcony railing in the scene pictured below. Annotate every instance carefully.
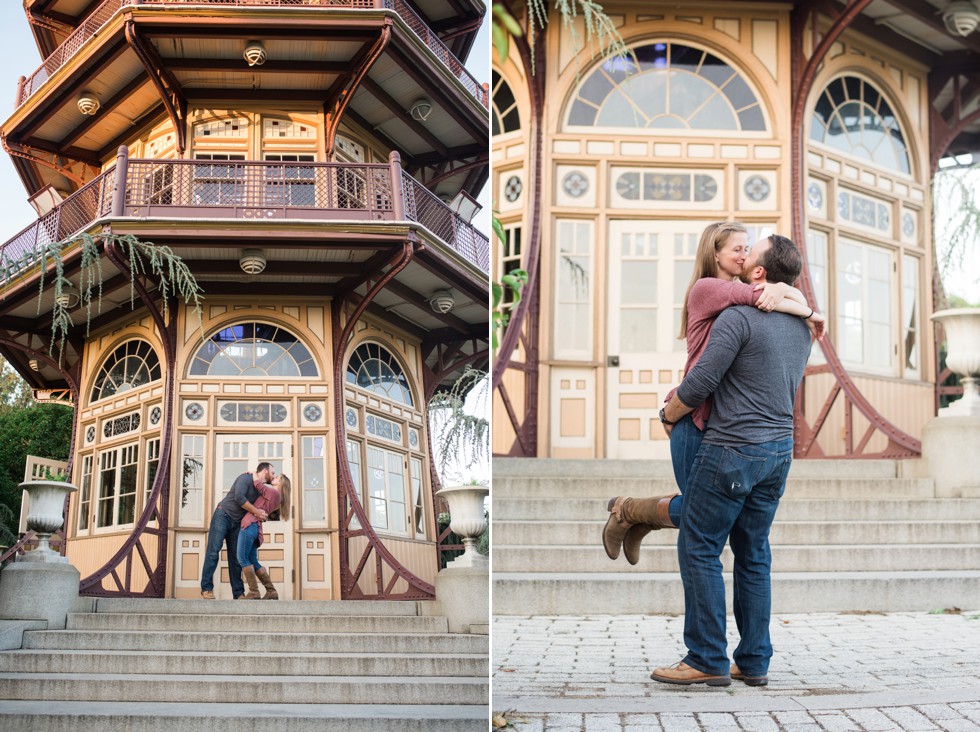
[0,151,489,282]
[17,0,488,108]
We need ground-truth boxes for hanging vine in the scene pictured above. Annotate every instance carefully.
[0,232,204,364]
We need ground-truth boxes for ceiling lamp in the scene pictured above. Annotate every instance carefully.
[55,282,80,309]
[428,289,455,314]
[239,249,267,275]
[943,1,980,35]
[243,40,267,66]
[77,92,100,116]
[410,98,433,122]
[29,359,40,371]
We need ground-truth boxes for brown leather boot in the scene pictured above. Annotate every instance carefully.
[241,566,261,599]
[602,495,678,562]
[255,567,279,600]
[622,496,677,565]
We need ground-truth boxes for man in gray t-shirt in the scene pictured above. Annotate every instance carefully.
[650,235,813,688]
[200,462,274,599]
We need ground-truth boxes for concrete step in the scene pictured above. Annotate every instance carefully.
[492,571,980,615]
[0,649,488,677]
[23,629,486,654]
[492,476,936,500]
[492,457,903,480]
[493,497,980,522]
[90,597,421,616]
[492,519,980,546]
[492,544,980,573]
[0,673,488,705]
[0,701,488,732]
[65,613,449,634]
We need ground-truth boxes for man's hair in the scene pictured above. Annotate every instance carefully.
[255,461,273,475]
[760,234,803,286]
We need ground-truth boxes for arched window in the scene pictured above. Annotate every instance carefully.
[565,42,767,132]
[189,322,318,377]
[91,340,161,403]
[493,70,521,135]
[346,342,414,406]
[810,76,910,174]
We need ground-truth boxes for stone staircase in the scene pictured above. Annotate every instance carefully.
[493,458,980,615]
[0,598,488,730]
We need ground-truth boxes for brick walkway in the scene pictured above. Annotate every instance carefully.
[492,612,980,731]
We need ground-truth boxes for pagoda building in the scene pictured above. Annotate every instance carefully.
[0,0,489,600]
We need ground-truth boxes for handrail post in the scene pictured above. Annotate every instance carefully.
[15,76,25,108]
[389,151,405,220]
[111,146,130,217]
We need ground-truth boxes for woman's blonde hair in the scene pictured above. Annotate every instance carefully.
[276,475,291,519]
[678,221,749,337]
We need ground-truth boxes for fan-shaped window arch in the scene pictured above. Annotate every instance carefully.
[810,76,910,174]
[91,339,161,403]
[346,342,415,407]
[493,70,521,135]
[189,322,318,378]
[565,41,767,132]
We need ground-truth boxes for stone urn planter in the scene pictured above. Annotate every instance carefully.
[932,308,980,417]
[435,484,488,569]
[20,479,77,562]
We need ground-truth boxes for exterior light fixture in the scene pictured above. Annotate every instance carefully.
[428,289,455,314]
[55,283,80,309]
[943,1,980,35]
[410,98,432,122]
[239,249,267,275]
[29,359,40,371]
[243,40,267,66]
[77,92,100,116]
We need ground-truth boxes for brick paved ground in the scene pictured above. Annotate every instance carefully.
[492,612,980,731]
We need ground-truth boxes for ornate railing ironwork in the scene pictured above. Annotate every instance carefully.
[18,0,488,108]
[0,152,488,284]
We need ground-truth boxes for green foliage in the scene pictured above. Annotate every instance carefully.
[429,368,489,480]
[932,166,980,306]
[0,358,32,410]
[0,403,73,536]
[0,232,205,365]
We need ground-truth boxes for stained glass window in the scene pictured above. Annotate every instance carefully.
[810,76,910,174]
[345,342,414,406]
[493,70,521,135]
[566,42,766,132]
[189,322,318,377]
[91,340,161,403]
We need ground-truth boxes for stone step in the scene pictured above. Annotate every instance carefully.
[492,544,980,573]
[492,497,980,522]
[492,476,936,500]
[492,571,980,615]
[0,701,488,732]
[0,673,488,705]
[0,649,488,677]
[65,613,449,634]
[23,630,487,654]
[492,519,980,546]
[90,598,421,616]
[492,457,903,480]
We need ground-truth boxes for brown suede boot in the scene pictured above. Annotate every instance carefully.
[241,566,261,599]
[255,567,279,600]
[622,496,677,565]
[602,495,678,561]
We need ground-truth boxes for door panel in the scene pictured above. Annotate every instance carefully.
[214,435,294,599]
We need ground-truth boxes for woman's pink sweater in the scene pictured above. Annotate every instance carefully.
[241,483,282,545]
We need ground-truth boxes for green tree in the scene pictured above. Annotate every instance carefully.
[0,403,73,539]
[0,357,32,411]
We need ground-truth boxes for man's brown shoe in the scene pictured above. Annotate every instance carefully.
[731,664,768,686]
[650,661,731,686]
[201,590,215,600]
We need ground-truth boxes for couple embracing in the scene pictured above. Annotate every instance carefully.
[603,223,824,687]
[201,461,292,600]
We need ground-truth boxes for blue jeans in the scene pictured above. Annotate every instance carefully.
[201,508,244,597]
[668,413,704,526]
[678,438,793,677]
[236,522,263,572]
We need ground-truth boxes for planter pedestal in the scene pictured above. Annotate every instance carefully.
[0,480,80,630]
